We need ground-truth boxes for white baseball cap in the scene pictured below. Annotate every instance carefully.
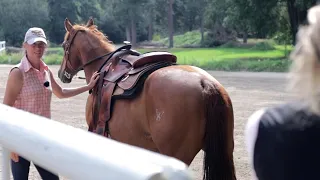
[24,27,47,45]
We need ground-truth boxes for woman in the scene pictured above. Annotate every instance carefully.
[245,5,320,180]
[2,27,100,180]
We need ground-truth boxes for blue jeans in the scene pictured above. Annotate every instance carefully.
[11,156,59,180]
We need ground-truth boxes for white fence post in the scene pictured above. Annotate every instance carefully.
[0,104,193,180]
[1,148,10,180]
[0,41,5,53]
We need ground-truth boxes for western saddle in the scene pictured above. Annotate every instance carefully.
[89,44,177,137]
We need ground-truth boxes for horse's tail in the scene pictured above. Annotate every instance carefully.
[202,79,236,180]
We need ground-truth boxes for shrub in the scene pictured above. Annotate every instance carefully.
[251,41,276,50]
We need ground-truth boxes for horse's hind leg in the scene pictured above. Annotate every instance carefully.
[150,116,204,166]
[144,68,205,165]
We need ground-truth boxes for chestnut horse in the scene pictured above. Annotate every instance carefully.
[57,18,236,180]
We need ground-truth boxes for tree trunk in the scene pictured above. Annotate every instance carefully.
[287,0,298,45]
[148,9,153,41]
[188,14,193,31]
[200,11,204,45]
[126,25,131,42]
[199,0,206,46]
[168,0,174,48]
[286,0,317,45]
[131,14,137,47]
[243,31,248,44]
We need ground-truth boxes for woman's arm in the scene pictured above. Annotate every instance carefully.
[245,109,266,180]
[49,70,100,99]
[3,68,23,106]
[3,68,23,163]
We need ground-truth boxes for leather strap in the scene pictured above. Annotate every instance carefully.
[96,82,116,136]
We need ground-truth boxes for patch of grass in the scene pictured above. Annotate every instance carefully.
[0,48,65,65]
[43,54,62,65]
[155,30,205,48]
[170,47,285,63]
[189,58,291,72]
[136,46,292,72]
[0,46,292,72]
[0,52,23,64]
[46,47,64,55]
[245,38,273,44]
[250,41,276,51]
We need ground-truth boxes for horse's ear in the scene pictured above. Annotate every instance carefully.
[86,17,94,27]
[64,18,73,32]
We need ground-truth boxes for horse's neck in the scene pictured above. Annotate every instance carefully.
[83,48,113,84]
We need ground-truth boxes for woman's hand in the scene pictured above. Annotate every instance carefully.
[88,71,100,89]
[10,152,19,162]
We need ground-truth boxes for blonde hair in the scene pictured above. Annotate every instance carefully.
[288,5,320,115]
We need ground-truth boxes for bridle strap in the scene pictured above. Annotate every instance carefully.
[62,29,139,79]
[62,29,82,74]
[74,51,112,73]
[63,29,112,75]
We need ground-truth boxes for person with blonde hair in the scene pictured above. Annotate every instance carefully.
[245,4,320,180]
[3,27,100,180]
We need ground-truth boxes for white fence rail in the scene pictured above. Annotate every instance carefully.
[0,41,5,53]
[0,103,193,180]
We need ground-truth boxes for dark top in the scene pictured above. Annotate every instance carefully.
[246,102,320,180]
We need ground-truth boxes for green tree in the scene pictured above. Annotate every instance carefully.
[0,0,49,46]
[47,0,81,44]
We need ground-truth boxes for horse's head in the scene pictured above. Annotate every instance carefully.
[58,17,115,83]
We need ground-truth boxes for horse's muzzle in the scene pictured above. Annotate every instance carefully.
[58,69,72,83]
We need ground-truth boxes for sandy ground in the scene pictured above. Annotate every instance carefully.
[0,65,295,180]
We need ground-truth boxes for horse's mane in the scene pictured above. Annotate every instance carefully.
[64,24,115,51]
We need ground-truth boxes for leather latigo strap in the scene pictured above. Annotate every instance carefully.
[95,82,116,136]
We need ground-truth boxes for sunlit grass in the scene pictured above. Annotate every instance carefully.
[0,45,292,72]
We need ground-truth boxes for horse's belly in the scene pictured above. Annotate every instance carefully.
[107,97,159,152]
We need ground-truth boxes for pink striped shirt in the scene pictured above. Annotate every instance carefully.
[12,55,52,118]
